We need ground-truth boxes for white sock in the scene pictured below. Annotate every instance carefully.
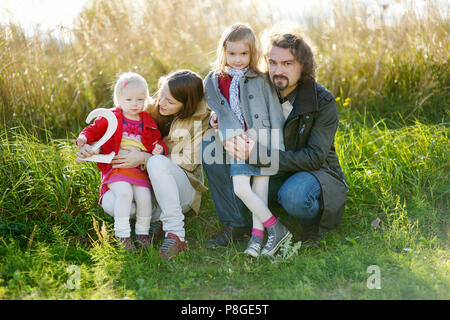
[114,216,131,238]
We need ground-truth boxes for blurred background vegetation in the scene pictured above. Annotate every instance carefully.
[0,0,448,138]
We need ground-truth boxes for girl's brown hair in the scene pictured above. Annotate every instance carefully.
[147,70,204,137]
[213,22,261,75]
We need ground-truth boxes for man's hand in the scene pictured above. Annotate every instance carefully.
[223,134,255,162]
[111,146,146,168]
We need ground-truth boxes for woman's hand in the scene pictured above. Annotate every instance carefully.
[111,146,146,168]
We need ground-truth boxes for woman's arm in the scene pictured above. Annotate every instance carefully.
[111,146,151,169]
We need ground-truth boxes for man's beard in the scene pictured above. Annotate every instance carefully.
[271,75,289,90]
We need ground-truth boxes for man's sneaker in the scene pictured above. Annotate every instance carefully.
[160,233,187,260]
[149,220,163,243]
[261,221,291,257]
[207,225,249,248]
[114,236,136,253]
[135,234,151,250]
[244,235,264,258]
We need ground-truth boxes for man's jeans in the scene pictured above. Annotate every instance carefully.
[202,138,321,230]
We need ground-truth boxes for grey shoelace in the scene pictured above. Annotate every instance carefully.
[248,242,262,251]
[264,235,275,249]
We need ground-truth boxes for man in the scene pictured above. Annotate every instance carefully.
[202,28,348,250]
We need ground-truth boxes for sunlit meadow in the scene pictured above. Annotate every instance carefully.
[0,0,448,299]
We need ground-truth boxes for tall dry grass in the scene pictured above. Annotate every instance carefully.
[0,0,275,137]
[0,0,449,300]
[0,0,448,137]
[311,1,449,122]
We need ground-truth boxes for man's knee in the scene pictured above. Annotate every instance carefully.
[278,182,320,219]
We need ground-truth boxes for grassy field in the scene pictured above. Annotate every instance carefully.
[0,0,449,299]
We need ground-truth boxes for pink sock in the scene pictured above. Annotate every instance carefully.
[252,228,264,238]
[263,216,277,229]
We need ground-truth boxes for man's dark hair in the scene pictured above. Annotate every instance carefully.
[268,32,316,82]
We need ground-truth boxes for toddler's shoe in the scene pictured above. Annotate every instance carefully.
[261,221,291,257]
[160,233,187,260]
[135,234,151,250]
[114,236,136,254]
[244,235,264,258]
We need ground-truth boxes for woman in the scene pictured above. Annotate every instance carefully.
[103,69,209,260]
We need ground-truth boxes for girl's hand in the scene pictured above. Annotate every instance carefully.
[76,144,100,162]
[210,112,218,130]
[223,134,255,161]
[152,144,164,155]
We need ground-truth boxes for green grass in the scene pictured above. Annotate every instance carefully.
[0,118,448,300]
[0,0,449,299]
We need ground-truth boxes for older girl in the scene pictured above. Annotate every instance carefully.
[203,23,290,257]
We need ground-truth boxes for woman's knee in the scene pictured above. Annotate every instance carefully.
[147,155,170,176]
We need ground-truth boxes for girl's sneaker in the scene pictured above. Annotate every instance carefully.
[261,221,291,257]
[114,236,136,253]
[135,234,151,250]
[244,235,264,257]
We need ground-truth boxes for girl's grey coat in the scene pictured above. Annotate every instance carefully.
[204,69,285,158]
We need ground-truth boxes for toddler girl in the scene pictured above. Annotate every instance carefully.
[204,23,291,257]
[76,72,167,252]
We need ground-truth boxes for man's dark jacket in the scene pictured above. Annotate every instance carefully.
[251,78,348,235]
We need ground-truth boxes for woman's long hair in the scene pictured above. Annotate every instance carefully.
[146,69,204,137]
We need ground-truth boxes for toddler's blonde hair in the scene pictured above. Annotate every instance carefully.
[113,72,150,108]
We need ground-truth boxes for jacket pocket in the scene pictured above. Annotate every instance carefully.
[262,119,271,127]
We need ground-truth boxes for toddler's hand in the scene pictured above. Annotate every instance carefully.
[76,135,88,148]
[76,144,99,162]
[210,112,218,130]
[152,144,164,155]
